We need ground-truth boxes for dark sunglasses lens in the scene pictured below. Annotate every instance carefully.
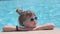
[35,17,37,20]
[31,18,34,21]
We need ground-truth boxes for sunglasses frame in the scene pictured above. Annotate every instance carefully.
[23,17,37,23]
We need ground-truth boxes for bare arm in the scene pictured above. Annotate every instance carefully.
[3,26,18,32]
[33,24,54,30]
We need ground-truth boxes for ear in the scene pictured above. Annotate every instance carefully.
[16,9,23,15]
[23,22,26,26]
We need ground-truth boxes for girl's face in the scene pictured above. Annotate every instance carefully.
[23,16,37,28]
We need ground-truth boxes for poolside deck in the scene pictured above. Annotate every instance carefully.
[0,28,60,34]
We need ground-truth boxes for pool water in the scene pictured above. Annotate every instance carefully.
[0,0,60,32]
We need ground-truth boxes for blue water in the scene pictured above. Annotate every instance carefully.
[0,0,60,32]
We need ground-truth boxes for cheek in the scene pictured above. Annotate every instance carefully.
[31,21,37,24]
[28,22,36,26]
[26,23,33,26]
[23,22,30,26]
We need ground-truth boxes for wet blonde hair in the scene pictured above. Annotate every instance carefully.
[16,9,36,26]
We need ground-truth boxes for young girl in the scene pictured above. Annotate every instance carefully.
[3,9,54,32]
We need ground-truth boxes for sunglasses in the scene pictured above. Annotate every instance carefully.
[24,17,37,22]
[30,17,37,21]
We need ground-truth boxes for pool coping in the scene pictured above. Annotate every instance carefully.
[0,28,60,34]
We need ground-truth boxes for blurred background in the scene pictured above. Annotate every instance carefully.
[0,0,60,32]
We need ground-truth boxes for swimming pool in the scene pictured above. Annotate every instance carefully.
[0,0,60,32]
